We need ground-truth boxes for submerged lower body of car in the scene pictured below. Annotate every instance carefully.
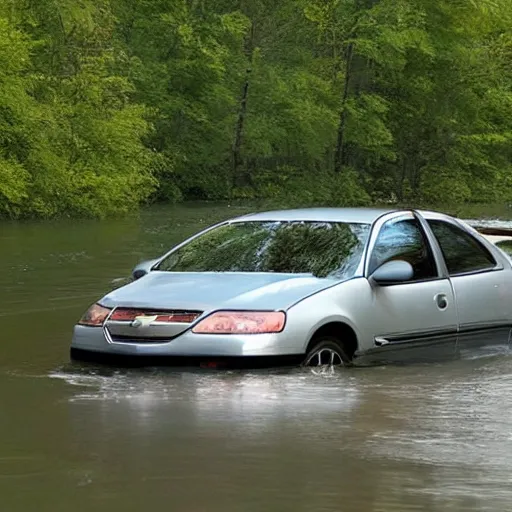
[70,323,316,368]
[70,323,512,369]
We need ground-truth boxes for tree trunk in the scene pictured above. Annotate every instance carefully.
[233,21,255,188]
[232,71,251,184]
[397,157,407,202]
[334,42,354,173]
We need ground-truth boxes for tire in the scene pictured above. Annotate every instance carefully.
[302,337,350,367]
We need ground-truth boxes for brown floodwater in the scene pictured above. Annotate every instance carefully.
[2,203,512,511]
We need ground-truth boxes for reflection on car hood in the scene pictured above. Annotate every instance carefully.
[100,271,343,311]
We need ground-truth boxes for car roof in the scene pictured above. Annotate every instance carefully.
[232,207,404,224]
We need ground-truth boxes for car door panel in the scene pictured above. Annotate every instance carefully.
[451,270,512,348]
[359,279,458,363]
[371,280,458,341]
[354,213,459,364]
[426,218,512,349]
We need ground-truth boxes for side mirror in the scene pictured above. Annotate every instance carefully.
[370,260,413,285]
[132,259,159,280]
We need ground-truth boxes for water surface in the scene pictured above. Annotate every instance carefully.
[2,203,512,511]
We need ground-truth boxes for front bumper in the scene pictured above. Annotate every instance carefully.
[71,324,302,358]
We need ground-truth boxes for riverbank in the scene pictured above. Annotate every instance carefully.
[151,200,512,222]
[2,200,512,226]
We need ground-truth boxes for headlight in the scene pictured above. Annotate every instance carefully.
[192,311,286,334]
[78,304,112,327]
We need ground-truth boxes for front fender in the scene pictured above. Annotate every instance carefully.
[303,314,362,351]
[285,277,372,353]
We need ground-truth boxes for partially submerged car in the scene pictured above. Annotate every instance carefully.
[71,208,512,367]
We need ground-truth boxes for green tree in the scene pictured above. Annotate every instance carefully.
[0,0,155,218]
[0,18,34,217]
[2,0,512,217]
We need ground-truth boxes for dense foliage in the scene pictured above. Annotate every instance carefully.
[1,0,512,218]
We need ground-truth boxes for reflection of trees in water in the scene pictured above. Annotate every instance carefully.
[61,370,469,511]
[159,221,369,278]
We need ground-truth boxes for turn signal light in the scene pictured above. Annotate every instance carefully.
[192,311,286,334]
[78,304,112,327]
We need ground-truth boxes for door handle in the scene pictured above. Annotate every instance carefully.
[435,293,448,310]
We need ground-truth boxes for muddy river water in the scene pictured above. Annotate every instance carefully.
[2,204,512,511]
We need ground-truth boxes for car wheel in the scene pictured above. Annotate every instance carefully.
[303,337,350,368]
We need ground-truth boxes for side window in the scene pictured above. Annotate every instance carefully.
[427,220,496,275]
[369,218,437,281]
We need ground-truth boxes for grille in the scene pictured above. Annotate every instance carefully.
[107,333,177,344]
[105,308,203,344]
[109,308,202,324]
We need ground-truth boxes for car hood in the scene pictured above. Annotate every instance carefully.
[100,271,342,312]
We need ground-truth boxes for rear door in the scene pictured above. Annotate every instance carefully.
[362,212,458,362]
[426,218,512,348]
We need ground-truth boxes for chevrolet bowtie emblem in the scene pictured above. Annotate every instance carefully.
[131,315,158,328]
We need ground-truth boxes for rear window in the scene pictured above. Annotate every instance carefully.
[427,220,496,275]
[156,221,370,278]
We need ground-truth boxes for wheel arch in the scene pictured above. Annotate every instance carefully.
[306,319,359,361]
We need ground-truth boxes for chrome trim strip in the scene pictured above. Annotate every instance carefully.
[375,322,512,348]
[413,210,449,278]
[374,326,458,346]
[366,334,457,356]
[449,267,505,278]
[102,307,116,345]
[458,322,512,333]
[107,320,194,327]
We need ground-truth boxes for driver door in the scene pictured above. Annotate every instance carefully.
[363,213,458,363]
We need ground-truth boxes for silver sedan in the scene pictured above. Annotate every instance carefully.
[71,208,512,367]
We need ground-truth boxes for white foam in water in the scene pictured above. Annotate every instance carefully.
[47,367,361,419]
[458,344,512,361]
[463,218,512,230]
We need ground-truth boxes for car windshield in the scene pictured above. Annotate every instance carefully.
[155,221,371,279]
